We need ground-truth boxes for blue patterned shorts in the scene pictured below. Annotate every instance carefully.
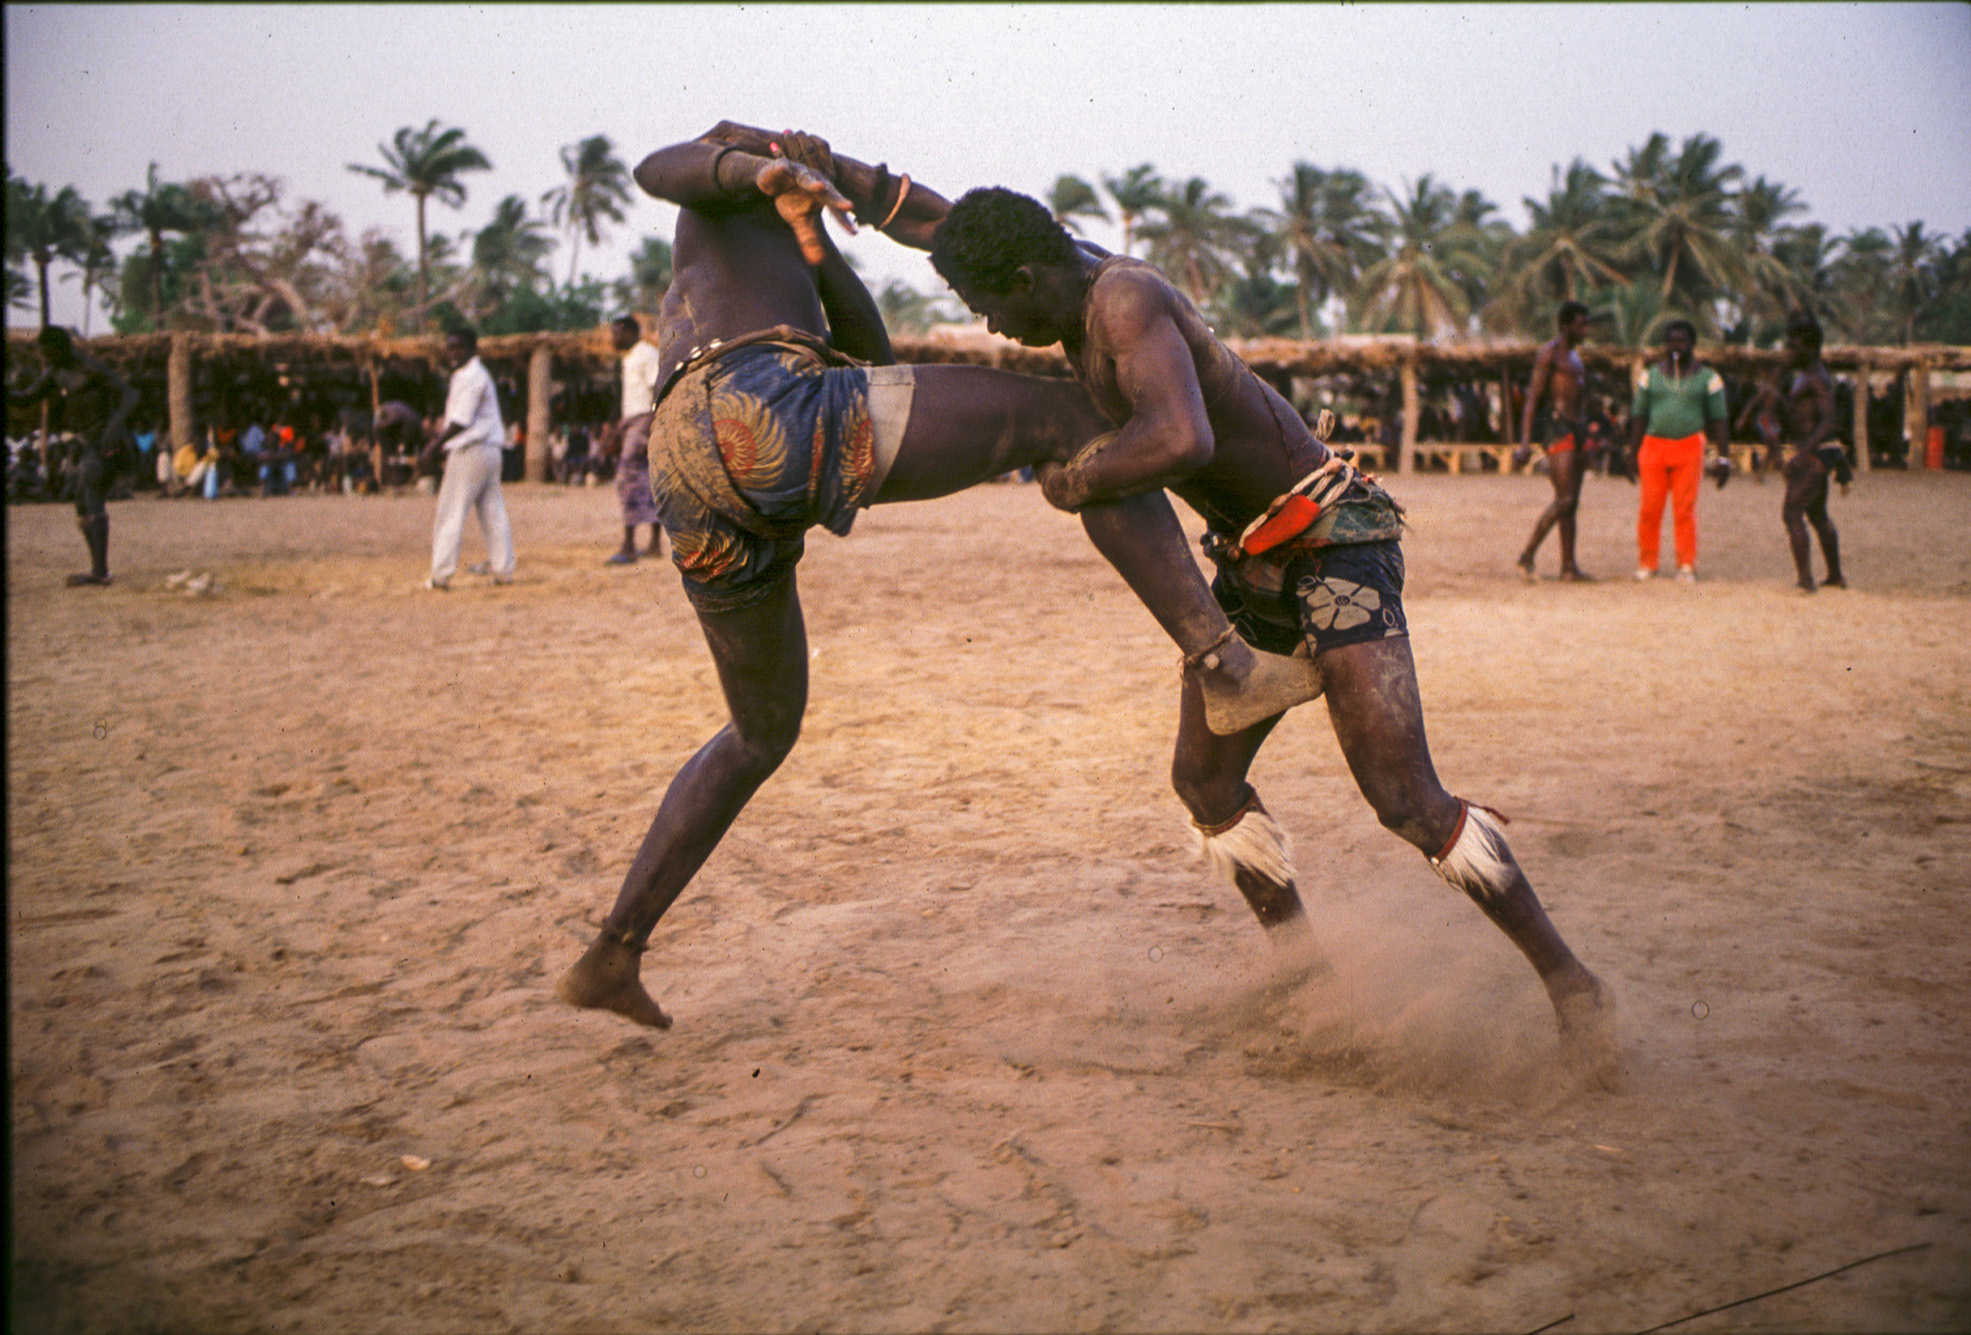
[1213,539,1409,657]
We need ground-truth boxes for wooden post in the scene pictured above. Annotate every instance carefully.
[168,332,194,453]
[526,342,553,483]
[1906,361,1931,470]
[1500,370,1515,446]
[1399,347,1418,474]
[1851,361,1871,473]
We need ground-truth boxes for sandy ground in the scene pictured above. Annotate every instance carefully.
[8,465,1970,1334]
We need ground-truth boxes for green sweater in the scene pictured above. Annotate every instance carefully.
[1632,363,1726,440]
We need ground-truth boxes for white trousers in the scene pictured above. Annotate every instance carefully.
[430,444,515,583]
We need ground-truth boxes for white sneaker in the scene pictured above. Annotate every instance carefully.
[1677,565,1697,585]
[1634,568,1654,581]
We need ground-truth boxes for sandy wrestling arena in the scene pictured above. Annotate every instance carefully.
[9,466,1970,1333]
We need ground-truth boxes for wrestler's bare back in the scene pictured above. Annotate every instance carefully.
[1071,262,1311,522]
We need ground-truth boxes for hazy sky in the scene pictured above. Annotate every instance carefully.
[8,2,1970,330]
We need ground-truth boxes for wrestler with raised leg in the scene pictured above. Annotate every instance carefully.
[558,127,1307,1029]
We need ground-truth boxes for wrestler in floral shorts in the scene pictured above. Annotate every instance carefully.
[648,335,912,613]
[1213,537,1409,658]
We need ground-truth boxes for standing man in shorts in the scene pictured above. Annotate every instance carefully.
[603,314,665,564]
[556,124,1304,1030]
[8,326,138,586]
[911,183,1611,1062]
[420,326,516,590]
[1516,302,1597,583]
[1778,314,1847,592]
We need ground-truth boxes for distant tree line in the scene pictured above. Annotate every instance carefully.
[8,127,1970,346]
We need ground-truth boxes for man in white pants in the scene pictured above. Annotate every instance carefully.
[422,325,516,590]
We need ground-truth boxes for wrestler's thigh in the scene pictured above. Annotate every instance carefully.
[694,575,810,749]
[874,364,1110,503]
[1319,637,1450,815]
[1551,450,1585,496]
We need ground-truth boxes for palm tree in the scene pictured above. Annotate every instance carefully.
[1831,226,1895,343]
[1771,223,1846,337]
[1488,159,1625,333]
[347,120,492,324]
[1047,174,1108,235]
[466,194,553,320]
[542,134,633,286]
[1136,176,1253,307]
[877,278,963,336]
[1267,163,1387,339]
[109,162,204,332]
[1611,132,1747,333]
[5,173,94,328]
[1884,222,1944,345]
[64,216,121,336]
[1354,175,1487,341]
[1722,175,1810,338]
[1100,163,1163,257]
[610,236,673,316]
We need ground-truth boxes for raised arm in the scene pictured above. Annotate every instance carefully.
[634,129,855,265]
[729,124,957,252]
[811,224,894,365]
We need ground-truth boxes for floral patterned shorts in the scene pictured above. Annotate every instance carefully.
[1212,538,1408,658]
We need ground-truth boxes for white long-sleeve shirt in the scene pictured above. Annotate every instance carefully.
[443,355,506,451]
[621,339,661,419]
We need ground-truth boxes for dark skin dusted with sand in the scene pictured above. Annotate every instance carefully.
[557,125,1303,1030]
[764,133,1613,1065]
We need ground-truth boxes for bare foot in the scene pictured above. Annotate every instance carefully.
[557,936,672,1028]
[1823,575,1847,589]
[66,572,113,587]
[1559,567,1597,583]
[1796,580,1817,594]
[1517,555,1538,584]
[1548,964,1619,1089]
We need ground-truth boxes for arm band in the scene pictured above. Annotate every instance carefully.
[879,174,913,231]
[709,143,749,196]
[854,163,892,226]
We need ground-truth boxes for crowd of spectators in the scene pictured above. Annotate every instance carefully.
[7,370,1965,507]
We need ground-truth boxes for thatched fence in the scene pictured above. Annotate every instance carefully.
[10,326,1969,480]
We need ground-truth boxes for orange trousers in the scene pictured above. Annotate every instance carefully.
[1637,433,1704,571]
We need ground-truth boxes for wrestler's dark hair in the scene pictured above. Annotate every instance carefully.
[930,187,1080,294]
[1662,319,1697,344]
[1786,313,1823,352]
[444,323,479,351]
[1557,300,1589,327]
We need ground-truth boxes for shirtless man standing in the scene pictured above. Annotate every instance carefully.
[8,326,139,586]
[854,175,1609,1061]
[1778,314,1847,592]
[556,125,1303,1029]
[1516,302,1596,583]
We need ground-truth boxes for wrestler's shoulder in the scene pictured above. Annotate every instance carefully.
[1088,262,1188,334]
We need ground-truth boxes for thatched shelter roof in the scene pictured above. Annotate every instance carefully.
[12,325,1970,382]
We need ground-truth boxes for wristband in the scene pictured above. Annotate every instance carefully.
[709,143,748,195]
[855,163,891,226]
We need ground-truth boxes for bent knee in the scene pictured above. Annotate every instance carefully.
[727,719,801,777]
